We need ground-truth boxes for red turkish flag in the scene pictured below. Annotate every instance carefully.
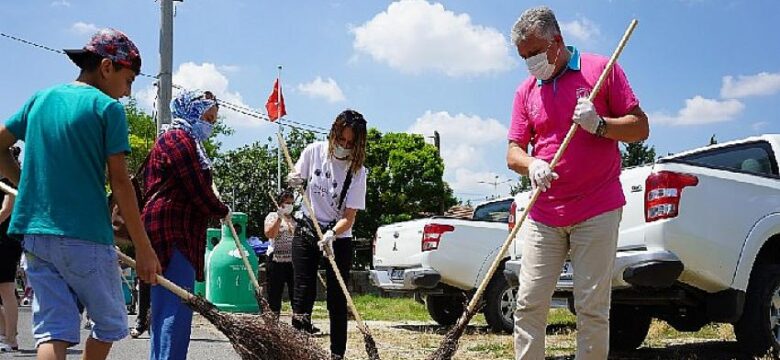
[265,78,287,122]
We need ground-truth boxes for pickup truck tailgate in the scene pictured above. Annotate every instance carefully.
[374,219,429,268]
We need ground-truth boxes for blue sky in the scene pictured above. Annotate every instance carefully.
[1,0,779,202]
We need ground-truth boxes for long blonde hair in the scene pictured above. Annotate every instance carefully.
[327,109,367,174]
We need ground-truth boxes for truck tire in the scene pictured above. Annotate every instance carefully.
[484,274,517,333]
[426,294,465,326]
[609,304,650,352]
[735,264,780,357]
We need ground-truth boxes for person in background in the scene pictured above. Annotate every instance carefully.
[142,90,230,360]
[263,190,296,319]
[0,146,21,352]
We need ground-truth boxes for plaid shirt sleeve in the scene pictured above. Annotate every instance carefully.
[167,132,229,217]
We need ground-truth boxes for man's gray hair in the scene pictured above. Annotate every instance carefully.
[510,6,561,46]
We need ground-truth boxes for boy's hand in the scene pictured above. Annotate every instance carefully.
[134,244,162,285]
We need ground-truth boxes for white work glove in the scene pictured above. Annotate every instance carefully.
[286,171,305,188]
[318,230,336,255]
[528,158,559,192]
[572,98,602,135]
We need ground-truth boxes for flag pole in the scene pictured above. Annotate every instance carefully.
[276,65,283,193]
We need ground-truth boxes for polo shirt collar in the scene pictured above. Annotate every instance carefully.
[536,45,580,86]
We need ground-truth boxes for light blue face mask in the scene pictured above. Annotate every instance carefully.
[192,119,214,141]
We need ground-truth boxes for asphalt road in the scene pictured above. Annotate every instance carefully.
[5,306,241,360]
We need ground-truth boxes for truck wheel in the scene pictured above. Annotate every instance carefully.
[484,274,516,333]
[609,304,650,352]
[735,264,780,357]
[426,294,465,326]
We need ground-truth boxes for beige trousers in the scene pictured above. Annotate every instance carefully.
[513,208,622,360]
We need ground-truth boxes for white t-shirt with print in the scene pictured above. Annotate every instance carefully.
[295,141,367,237]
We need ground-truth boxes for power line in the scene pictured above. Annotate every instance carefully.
[1,31,329,135]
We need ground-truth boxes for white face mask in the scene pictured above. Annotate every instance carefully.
[334,145,352,159]
[525,42,561,81]
[280,204,293,215]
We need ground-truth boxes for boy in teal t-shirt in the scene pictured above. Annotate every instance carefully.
[0,29,161,360]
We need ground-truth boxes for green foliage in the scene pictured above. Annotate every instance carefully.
[509,176,532,196]
[621,141,657,167]
[358,129,457,238]
[125,98,156,173]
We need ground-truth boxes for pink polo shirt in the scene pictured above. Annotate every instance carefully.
[508,47,639,227]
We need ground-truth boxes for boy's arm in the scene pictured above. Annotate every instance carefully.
[107,153,161,284]
[0,127,20,185]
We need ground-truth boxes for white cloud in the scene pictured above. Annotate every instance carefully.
[134,62,266,128]
[560,17,601,43]
[721,72,780,99]
[51,0,71,7]
[217,65,241,73]
[407,111,511,197]
[297,77,346,103]
[351,0,516,77]
[650,96,744,126]
[752,121,769,132]
[71,22,98,35]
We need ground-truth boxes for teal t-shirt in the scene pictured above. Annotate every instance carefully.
[4,83,131,245]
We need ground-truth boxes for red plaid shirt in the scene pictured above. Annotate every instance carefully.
[141,130,228,281]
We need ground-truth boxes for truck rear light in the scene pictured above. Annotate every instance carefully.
[508,201,517,231]
[645,171,698,222]
[421,224,455,252]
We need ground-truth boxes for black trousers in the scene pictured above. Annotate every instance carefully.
[292,235,353,356]
[266,257,294,313]
[135,281,151,330]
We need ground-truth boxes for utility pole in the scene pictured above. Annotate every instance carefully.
[433,131,441,157]
[156,0,180,133]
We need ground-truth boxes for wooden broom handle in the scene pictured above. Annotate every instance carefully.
[115,248,193,301]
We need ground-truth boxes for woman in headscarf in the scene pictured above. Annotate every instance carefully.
[142,90,229,360]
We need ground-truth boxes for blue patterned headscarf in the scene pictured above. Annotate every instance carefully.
[169,90,218,169]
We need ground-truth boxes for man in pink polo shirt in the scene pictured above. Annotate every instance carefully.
[506,6,649,360]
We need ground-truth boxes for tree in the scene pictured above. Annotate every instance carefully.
[125,98,157,173]
[211,128,319,237]
[358,129,457,241]
[509,176,532,196]
[621,141,656,167]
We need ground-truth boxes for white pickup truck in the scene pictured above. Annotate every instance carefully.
[370,197,519,332]
[505,134,780,356]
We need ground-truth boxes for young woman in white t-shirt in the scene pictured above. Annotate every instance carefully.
[287,109,367,360]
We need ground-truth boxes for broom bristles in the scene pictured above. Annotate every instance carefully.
[426,304,480,360]
[187,296,330,360]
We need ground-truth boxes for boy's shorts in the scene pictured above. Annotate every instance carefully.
[23,235,128,347]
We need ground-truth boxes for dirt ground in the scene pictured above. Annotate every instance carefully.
[198,315,763,360]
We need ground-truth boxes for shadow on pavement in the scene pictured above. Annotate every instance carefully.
[547,340,754,360]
